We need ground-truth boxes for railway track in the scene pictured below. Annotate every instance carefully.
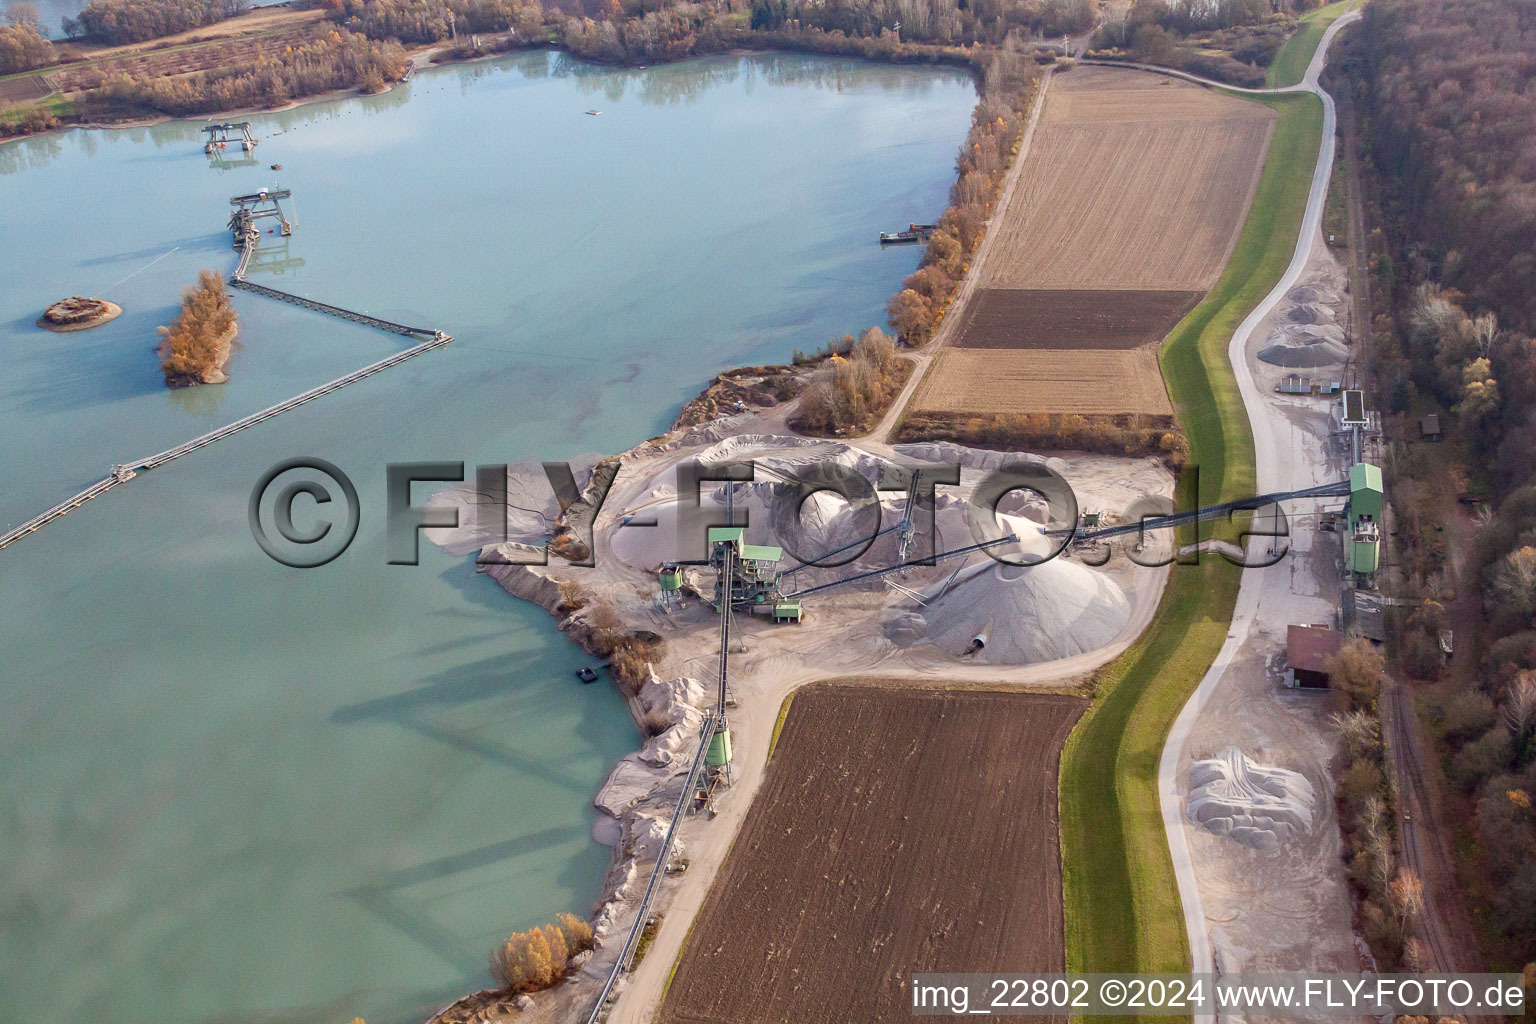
[1383,680,1461,974]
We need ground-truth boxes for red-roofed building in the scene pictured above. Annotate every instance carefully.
[1286,624,1343,688]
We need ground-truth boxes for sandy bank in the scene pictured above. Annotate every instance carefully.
[36,297,121,332]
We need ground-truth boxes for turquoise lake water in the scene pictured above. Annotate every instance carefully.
[0,51,974,1024]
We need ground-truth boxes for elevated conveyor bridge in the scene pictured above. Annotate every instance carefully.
[1,193,453,553]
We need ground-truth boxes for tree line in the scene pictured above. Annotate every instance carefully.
[749,0,1093,48]
[1325,641,1434,969]
[1337,0,1536,962]
[328,0,1094,50]
[884,45,1039,348]
[322,0,545,46]
[0,19,52,73]
[893,410,1186,460]
[83,28,409,116]
[69,0,247,44]
[1088,0,1315,87]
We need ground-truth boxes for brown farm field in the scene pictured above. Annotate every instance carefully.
[915,347,1171,415]
[953,288,1203,350]
[0,76,52,104]
[980,67,1277,293]
[659,684,1084,1024]
[909,66,1276,425]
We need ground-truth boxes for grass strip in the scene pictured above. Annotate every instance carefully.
[1266,0,1355,88]
[1058,89,1323,993]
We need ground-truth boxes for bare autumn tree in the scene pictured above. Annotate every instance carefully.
[1331,710,1376,760]
[157,269,238,386]
[1327,639,1386,713]
[5,2,40,25]
[1503,671,1536,748]
[1389,867,1426,939]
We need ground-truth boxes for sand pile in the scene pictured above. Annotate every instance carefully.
[1259,323,1350,367]
[882,511,1130,665]
[1186,747,1316,850]
[1261,275,1350,367]
[610,437,899,572]
[1286,302,1331,325]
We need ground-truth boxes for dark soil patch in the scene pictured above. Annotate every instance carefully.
[954,288,1203,350]
[0,75,53,104]
[659,684,1084,1024]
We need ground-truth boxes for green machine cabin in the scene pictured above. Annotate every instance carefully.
[657,562,684,608]
[1346,462,1383,587]
[706,526,785,613]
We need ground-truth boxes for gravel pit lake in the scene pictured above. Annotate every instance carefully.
[0,50,975,1024]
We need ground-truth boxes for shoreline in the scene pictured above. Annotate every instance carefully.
[36,298,121,332]
[425,382,1178,1022]
[1,35,986,147]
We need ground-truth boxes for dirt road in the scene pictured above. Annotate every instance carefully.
[864,66,1055,444]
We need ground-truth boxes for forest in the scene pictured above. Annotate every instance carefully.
[71,0,247,44]
[1089,0,1317,86]
[1338,0,1536,964]
[322,0,545,46]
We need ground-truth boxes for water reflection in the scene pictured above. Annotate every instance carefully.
[244,237,307,277]
[0,131,63,176]
[166,378,231,416]
[206,149,261,172]
[2,50,970,177]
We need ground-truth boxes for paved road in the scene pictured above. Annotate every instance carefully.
[1142,8,1364,1005]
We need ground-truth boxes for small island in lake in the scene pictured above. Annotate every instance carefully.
[38,296,122,332]
[157,271,240,388]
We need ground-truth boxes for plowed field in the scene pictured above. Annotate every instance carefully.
[953,288,1203,350]
[659,685,1084,1024]
[981,68,1276,293]
[912,66,1275,420]
[914,347,1171,415]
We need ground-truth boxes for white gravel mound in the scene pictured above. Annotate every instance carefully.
[1186,747,1316,851]
[883,513,1131,665]
[1258,323,1350,367]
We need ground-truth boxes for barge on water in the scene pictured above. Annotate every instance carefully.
[879,222,938,245]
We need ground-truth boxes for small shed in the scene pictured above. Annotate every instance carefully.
[1277,374,1312,395]
[1420,414,1442,441]
[1286,623,1343,688]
